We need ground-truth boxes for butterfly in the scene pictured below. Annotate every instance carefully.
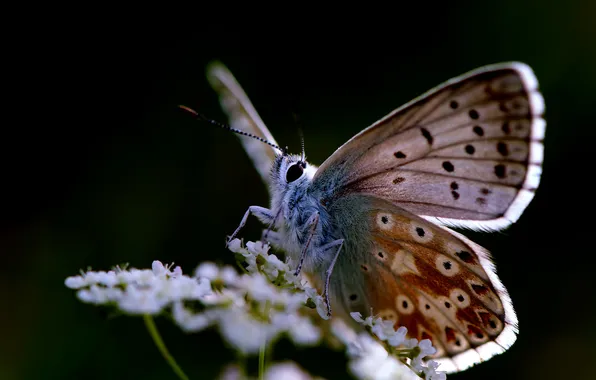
[203,61,545,373]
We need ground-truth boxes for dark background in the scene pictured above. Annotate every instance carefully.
[3,2,596,379]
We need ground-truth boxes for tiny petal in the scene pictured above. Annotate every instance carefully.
[348,333,417,380]
[304,287,329,320]
[246,241,268,255]
[240,274,281,304]
[288,316,321,345]
[97,271,118,287]
[387,326,407,347]
[424,360,447,380]
[220,267,238,285]
[418,339,437,357]
[172,302,216,332]
[218,309,276,354]
[309,294,329,320]
[129,269,157,284]
[347,341,363,357]
[171,266,182,277]
[118,287,165,314]
[196,277,213,296]
[76,288,98,303]
[265,362,313,380]
[65,275,87,289]
[152,260,166,275]
[218,364,243,380]
[226,238,244,253]
[195,262,219,280]
[283,271,302,288]
[266,254,287,271]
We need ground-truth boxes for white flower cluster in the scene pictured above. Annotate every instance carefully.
[219,361,321,380]
[65,261,211,314]
[347,313,446,380]
[66,239,446,380]
[65,240,323,354]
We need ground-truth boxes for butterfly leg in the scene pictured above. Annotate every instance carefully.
[295,212,320,276]
[261,229,283,250]
[320,239,344,317]
[262,208,283,243]
[228,206,275,245]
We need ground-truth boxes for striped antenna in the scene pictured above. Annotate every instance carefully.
[179,105,286,153]
[292,112,307,165]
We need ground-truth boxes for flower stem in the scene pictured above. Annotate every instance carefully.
[143,314,189,380]
[258,341,266,380]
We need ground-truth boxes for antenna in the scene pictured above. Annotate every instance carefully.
[179,105,285,153]
[292,113,306,164]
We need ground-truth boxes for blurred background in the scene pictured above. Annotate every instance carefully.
[3,2,596,379]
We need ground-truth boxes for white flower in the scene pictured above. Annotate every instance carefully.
[246,240,269,256]
[217,361,317,380]
[288,316,321,345]
[217,363,243,380]
[283,270,303,288]
[264,362,315,380]
[152,260,166,275]
[403,338,419,349]
[126,268,158,285]
[349,312,446,379]
[151,261,182,278]
[68,260,215,315]
[226,238,244,253]
[263,254,288,280]
[418,339,437,358]
[350,312,374,327]
[305,287,329,320]
[387,326,407,347]
[65,241,440,380]
[271,313,321,346]
[167,276,212,301]
[195,262,239,286]
[410,339,440,375]
[423,360,447,380]
[238,274,282,304]
[371,318,397,341]
[218,308,278,354]
[65,275,87,289]
[348,333,417,380]
[172,302,219,332]
[118,286,167,314]
[194,262,220,280]
[77,285,123,304]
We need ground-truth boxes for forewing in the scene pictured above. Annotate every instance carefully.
[207,61,282,189]
[328,195,517,373]
[314,63,545,231]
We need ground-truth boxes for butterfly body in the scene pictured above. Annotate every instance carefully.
[208,62,545,372]
[267,154,334,274]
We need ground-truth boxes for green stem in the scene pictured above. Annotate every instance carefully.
[143,314,189,380]
[258,342,266,380]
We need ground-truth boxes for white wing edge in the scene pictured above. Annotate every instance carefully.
[435,226,518,373]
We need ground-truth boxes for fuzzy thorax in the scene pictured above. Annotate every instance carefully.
[268,154,336,273]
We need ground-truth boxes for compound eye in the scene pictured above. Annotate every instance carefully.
[285,163,304,183]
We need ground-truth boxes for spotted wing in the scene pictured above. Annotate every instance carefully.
[207,61,282,190]
[327,194,517,373]
[314,62,545,231]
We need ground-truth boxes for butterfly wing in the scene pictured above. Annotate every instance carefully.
[207,61,282,190]
[313,62,545,231]
[324,194,516,373]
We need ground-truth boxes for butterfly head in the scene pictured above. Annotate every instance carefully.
[271,153,315,189]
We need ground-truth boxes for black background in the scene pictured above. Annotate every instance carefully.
[3,3,596,379]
